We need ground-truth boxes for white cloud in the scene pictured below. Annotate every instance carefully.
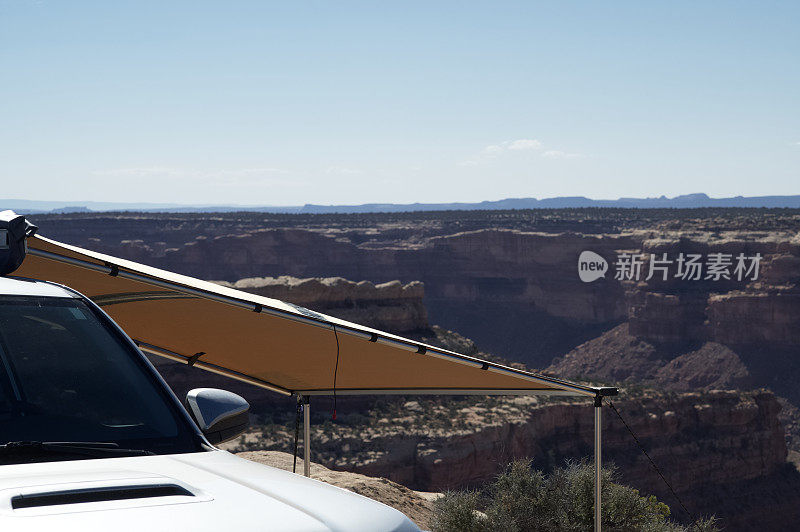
[481,139,543,156]
[507,139,543,151]
[460,138,581,166]
[481,144,506,156]
[324,166,364,175]
[462,139,543,166]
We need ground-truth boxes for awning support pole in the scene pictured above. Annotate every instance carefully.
[594,394,602,532]
[303,396,311,477]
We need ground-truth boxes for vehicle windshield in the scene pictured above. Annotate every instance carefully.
[0,295,200,458]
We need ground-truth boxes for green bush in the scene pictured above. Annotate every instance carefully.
[431,460,719,532]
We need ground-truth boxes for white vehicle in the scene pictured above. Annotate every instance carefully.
[0,275,419,531]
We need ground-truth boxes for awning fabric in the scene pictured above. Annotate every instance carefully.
[15,235,602,398]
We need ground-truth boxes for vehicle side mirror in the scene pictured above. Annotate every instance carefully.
[185,388,250,445]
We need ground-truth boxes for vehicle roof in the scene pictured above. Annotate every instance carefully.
[0,275,77,298]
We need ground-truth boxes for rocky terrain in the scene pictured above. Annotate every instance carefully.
[28,210,800,367]
[25,208,800,530]
[236,450,439,530]
[548,229,800,455]
[216,276,428,333]
[223,390,800,531]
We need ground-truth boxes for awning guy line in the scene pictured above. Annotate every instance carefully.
[28,242,599,397]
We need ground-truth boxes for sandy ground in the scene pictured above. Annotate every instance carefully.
[237,450,439,530]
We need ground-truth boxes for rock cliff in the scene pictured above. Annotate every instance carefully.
[626,233,800,348]
[74,228,638,366]
[27,211,800,370]
[217,276,428,333]
[227,390,800,531]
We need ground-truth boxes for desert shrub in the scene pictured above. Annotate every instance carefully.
[431,491,490,532]
[431,460,719,532]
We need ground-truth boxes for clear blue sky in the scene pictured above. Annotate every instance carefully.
[1,1,798,206]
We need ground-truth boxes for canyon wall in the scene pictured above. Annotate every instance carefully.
[27,212,800,370]
[71,228,639,366]
[117,228,635,324]
[627,234,800,347]
[217,276,428,333]
[75,227,800,372]
[302,391,799,531]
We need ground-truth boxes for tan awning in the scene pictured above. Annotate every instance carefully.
[15,235,603,398]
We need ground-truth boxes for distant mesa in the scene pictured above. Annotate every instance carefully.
[2,193,800,214]
[50,206,92,214]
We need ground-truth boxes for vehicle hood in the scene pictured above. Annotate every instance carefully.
[0,450,420,532]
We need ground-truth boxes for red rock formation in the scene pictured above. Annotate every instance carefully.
[311,391,798,531]
[627,236,800,348]
[31,213,800,367]
[84,228,638,365]
[218,276,428,333]
[75,227,800,367]
[548,324,754,392]
[707,290,800,347]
